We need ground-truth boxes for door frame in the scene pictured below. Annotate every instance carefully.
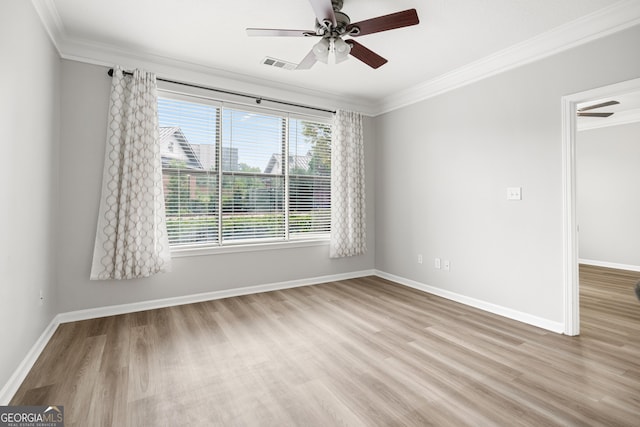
[561,77,640,336]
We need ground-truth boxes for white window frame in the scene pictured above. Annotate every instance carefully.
[157,88,332,257]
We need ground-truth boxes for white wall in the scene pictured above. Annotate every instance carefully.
[0,1,60,394]
[56,59,375,313]
[577,121,640,268]
[375,25,640,326]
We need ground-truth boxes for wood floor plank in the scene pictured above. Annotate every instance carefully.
[10,266,640,425]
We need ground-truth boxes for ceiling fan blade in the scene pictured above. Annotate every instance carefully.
[578,100,619,112]
[345,40,387,69]
[246,28,316,37]
[577,112,614,117]
[347,9,419,37]
[296,49,317,70]
[308,0,337,28]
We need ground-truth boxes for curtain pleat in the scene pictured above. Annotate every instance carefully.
[330,110,366,258]
[90,66,171,280]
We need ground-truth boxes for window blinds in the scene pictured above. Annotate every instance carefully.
[158,95,331,248]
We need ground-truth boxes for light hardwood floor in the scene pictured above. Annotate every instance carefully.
[10,266,640,426]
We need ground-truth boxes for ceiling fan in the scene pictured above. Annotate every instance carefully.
[577,100,620,118]
[246,0,419,70]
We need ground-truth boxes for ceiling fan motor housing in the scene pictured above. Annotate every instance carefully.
[315,11,352,36]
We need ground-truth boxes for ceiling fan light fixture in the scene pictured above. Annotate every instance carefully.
[312,38,330,63]
[333,37,351,63]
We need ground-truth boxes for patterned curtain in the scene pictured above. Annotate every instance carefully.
[90,66,171,280]
[330,110,366,258]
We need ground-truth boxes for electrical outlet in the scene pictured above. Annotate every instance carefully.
[507,187,522,201]
[434,258,441,269]
[417,254,423,264]
[443,260,450,271]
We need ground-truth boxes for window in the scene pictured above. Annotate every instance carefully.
[158,94,331,249]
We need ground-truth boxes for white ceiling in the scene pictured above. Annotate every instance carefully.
[34,0,640,114]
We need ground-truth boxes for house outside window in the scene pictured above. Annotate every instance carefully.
[158,94,331,250]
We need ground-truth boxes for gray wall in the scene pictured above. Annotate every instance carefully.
[0,1,60,393]
[57,59,375,313]
[577,121,640,268]
[375,25,640,324]
[3,0,640,398]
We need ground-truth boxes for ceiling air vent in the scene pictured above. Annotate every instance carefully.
[261,57,297,70]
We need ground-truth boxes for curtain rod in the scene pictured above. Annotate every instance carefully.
[107,68,335,114]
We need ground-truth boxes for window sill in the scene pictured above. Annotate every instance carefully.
[170,237,330,258]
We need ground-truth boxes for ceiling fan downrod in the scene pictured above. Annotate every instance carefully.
[316,0,357,37]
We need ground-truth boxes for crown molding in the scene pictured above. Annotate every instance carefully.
[577,108,640,131]
[58,37,377,115]
[29,2,376,116]
[374,0,640,115]
[32,0,640,117]
[30,0,64,53]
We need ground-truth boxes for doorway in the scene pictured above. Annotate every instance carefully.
[562,77,640,336]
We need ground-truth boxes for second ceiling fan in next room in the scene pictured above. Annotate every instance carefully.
[246,0,420,69]
[577,100,620,118]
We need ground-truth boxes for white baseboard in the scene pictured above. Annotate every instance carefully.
[579,258,640,273]
[3,266,567,404]
[1,269,375,404]
[0,318,60,405]
[375,270,565,334]
[57,269,376,324]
